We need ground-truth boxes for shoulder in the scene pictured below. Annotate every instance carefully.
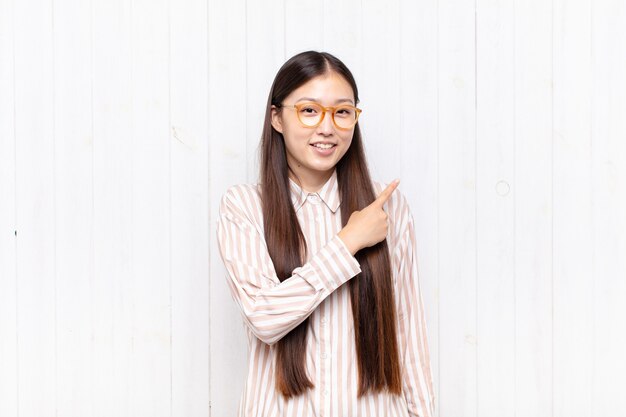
[220,182,260,204]
[218,183,264,226]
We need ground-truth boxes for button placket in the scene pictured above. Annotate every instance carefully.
[319,307,332,415]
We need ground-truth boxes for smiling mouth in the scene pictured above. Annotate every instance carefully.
[310,143,337,149]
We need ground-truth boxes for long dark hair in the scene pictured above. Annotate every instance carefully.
[259,50,401,398]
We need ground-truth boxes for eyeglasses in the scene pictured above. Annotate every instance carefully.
[279,102,362,130]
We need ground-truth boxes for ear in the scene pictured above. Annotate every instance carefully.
[270,105,284,134]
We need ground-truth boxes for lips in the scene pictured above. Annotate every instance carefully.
[310,143,337,156]
[310,143,336,149]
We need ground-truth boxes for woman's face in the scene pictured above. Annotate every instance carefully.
[271,71,356,190]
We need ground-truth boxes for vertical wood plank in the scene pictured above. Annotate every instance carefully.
[53,0,95,414]
[170,0,210,415]
[0,0,17,414]
[246,0,284,179]
[553,0,593,416]
[208,0,248,415]
[475,0,516,416]
[360,0,400,181]
[92,0,133,415]
[13,0,57,415]
[514,0,553,416]
[437,0,477,416]
[398,0,440,414]
[130,0,171,414]
[322,0,362,83]
[284,0,322,56]
[591,1,626,415]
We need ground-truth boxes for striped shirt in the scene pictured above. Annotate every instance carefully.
[216,167,435,417]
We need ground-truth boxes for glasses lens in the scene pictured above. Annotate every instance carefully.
[297,103,323,127]
[333,106,358,129]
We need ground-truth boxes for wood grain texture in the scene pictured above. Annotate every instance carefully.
[0,0,17,415]
[0,1,625,416]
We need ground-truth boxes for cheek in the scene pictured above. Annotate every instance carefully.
[283,124,311,144]
[339,131,355,146]
[336,135,353,156]
[284,133,302,148]
[282,128,310,153]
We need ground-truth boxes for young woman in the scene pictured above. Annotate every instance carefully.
[216,51,435,417]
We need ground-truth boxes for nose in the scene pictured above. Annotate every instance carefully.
[316,109,335,135]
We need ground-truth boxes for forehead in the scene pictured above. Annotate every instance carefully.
[286,71,355,103]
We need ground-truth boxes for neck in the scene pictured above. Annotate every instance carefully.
[288,167,334,193]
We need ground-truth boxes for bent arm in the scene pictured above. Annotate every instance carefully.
[216,188,361,345]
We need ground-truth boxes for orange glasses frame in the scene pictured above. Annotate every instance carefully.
[280,102,362,130]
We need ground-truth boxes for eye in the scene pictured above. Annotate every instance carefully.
[335,107,355,117]
[299,104,321,116]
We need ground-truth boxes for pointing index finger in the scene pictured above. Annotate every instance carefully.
[373,179,400,207]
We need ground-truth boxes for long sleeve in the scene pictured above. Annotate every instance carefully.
[216,186,362,346]
[394,208,436,417]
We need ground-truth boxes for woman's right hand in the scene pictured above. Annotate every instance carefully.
[337,179,400,255]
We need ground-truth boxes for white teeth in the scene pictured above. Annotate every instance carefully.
[313,143,334,149]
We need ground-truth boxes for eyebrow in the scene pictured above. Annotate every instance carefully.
[295,97,355,105]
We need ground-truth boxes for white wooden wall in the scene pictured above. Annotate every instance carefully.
[1,0,625,416]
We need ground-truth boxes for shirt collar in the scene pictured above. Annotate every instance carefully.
[289,168,341,213]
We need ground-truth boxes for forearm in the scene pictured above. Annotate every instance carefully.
[220,233,361,345]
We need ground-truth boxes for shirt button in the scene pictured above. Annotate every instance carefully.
[321,352,328,359]
[307,194,320,203]
[323,389,329,396]
[321,317,327,324]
